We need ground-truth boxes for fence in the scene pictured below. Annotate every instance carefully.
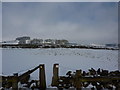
[1,64,120,90]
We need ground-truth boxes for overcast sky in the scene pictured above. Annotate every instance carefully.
[2,2,118,44]
[2,0,120,2]
[0,2,2,42]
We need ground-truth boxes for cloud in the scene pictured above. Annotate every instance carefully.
[2,2,118,44]
[0,2,2,41]
[2,0,119,2]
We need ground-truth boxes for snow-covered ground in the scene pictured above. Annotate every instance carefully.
[2,48,118,87]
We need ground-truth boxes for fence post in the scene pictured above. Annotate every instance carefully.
[74,70,82,90]
[39,64,46,89]
[12,73,18,90]
[51,63,59,87]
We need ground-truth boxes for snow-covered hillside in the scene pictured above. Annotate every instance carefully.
[2,48,118,87]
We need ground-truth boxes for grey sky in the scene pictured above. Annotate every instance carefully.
[2,0,119,2]
[0,2,2,41]
[2,2,118,44]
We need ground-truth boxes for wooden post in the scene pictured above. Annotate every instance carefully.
[39,64,46,89]
[74,70,82,90]
[51,64,59,87]
[12,73,18,90]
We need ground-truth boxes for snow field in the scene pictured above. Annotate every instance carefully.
[2,48,118,87]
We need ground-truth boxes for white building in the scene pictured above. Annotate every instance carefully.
[2,40,19,45]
